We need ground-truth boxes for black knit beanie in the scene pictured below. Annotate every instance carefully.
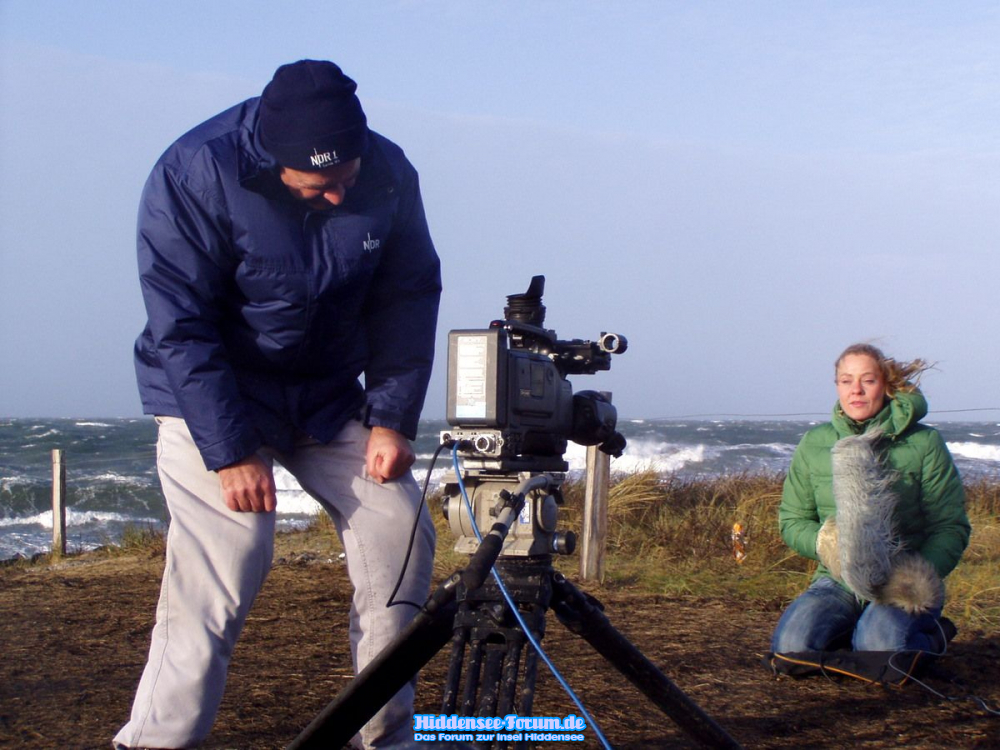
[258,60,369,170]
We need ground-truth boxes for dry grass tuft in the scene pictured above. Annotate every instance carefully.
[101,523,167,558]
[946,478,1000,629]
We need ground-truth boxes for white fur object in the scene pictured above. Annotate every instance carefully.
[828,427,944,614]
[830,428,900,601]
[815,517,842,580]
[883,551,945,615]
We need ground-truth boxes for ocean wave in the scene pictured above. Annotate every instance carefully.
[947,442,1000,462]
[275,491,323,515]
[270,466,321,515]
[75,421,115,428]
[0,532,59,558]
[0,509,162,529]
[83,472,150,485]
[721,442,796,456]
[27,429,61,438]
[1,475,38,489]
[613,444,708,474]
[67,509,162,526]
[274,466,453,513]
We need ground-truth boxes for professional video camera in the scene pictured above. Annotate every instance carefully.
[440,275,627,555]
[441,275,627,471]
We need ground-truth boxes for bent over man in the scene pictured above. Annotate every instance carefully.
[115,60,441,749]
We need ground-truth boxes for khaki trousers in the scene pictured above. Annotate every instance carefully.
[114,418,435,749]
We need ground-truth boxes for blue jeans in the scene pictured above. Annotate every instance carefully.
[771,577,946,653]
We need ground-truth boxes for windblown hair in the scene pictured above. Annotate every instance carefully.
[834,343,933,397]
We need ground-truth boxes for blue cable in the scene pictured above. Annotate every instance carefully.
[451,445,612,750]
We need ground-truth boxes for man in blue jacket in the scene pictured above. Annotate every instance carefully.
[115,60,441,749]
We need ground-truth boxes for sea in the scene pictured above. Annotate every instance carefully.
[2,417,998,560]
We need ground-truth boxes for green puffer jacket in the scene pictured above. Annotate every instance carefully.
[779,390,970,590]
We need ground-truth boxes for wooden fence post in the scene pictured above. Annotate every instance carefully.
[52,449,66,557]
[579,392,612,582]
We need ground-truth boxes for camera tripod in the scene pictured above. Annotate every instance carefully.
[288,474,741,749]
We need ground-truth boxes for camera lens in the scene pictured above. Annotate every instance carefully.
[598,332,627,354]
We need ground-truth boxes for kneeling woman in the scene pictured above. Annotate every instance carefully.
[771,344,970,656]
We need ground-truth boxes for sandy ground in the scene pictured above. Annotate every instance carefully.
[1,532,998,749]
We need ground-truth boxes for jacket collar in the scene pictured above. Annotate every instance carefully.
[831,389,928,440]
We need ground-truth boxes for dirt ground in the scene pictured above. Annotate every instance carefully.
[1,534,997,750]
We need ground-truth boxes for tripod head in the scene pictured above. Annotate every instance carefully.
[440,468,574,557]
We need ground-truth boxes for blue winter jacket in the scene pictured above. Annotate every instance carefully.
[133,98,441,471]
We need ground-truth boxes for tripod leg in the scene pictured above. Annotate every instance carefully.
[478,642,507,716]
[442,626,470,714]
[288,597,458,749]
[496,638,523,718]
[516,642,539,718]
[460,637,486,714]
[550,574,742,750]
[508,643,541,750]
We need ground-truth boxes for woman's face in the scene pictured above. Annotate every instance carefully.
[836,353,887,422]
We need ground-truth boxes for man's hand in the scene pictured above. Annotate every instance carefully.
[218,454,277,513]
[366,426,415,483]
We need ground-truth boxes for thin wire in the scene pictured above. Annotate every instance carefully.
[892,661,1000,715]
[885,625,1000,717]
[451,445,613,750]
[660,411,828,419]
[658,407,1000,419]
[385,441,450,610]
[806,620,1000,717]
[932,407,1000,414]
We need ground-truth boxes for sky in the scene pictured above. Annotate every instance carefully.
[1,1,997,422]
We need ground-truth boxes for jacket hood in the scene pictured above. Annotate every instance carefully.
[233,98,286,197]
[832,389,927,440]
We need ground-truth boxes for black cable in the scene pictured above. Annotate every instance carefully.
[385,441,450,610]
[887,648,1000,717]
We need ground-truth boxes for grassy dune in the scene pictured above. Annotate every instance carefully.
[95,471,1000,634]
[551,472,1000,631]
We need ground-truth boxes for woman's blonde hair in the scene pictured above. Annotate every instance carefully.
[834,343,932,397]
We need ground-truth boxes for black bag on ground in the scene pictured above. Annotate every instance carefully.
[765,617,958,686]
